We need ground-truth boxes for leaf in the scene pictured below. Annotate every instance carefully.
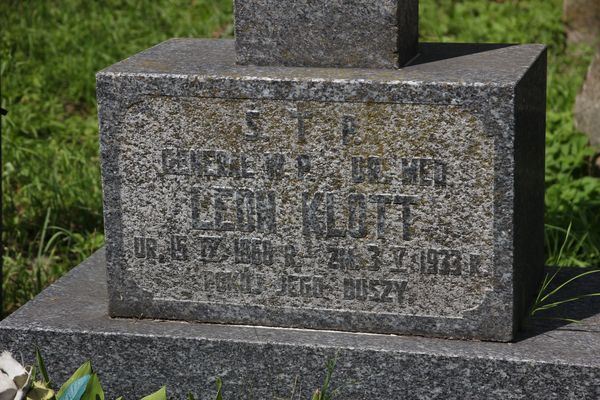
[214,378,223,400]
[311,389,321,400]
[35,347,51,386]
[81,374,104,400]
[27,381,56,400]
[14,373,30,389]
[187,393,195,400]
[140,387,166,400]
[56,362,92,400]
[0,388,18,400]
[57,375,91,400]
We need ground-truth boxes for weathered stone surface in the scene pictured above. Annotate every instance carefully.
[1,250,599,399]
[97,39,547,341]
[234,0,419,68]
[575,49,600,148]
[564,0,600,45]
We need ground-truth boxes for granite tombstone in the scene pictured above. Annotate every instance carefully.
[5,2,599,400]
[96,0,546,342]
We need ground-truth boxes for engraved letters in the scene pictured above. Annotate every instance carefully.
[289,108,311,143]
[344,279,407,304]
[276,275,323,298]
[142,104,493,310]
[341,115,358,145]
[198,236,222,262]
[302,192,418,240]
[134,236,158,259]
[245,109,265,141]
[192,188,277,234]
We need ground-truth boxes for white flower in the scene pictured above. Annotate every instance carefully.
[0,352,31,400]
[0,353,26,380]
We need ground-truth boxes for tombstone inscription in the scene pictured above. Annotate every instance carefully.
[115,97,491,315]
[98,1,546,342]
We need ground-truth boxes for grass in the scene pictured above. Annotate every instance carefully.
[530,223,600,320]
[2,0,600,316]
[1,0,233,315]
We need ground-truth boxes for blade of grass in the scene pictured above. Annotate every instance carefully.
[532,293,600,314]
[35,346,51,386]
[538,270,600,304]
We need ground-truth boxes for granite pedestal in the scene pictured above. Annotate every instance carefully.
[234,0,419,68]
[1,249,599,399]
[98,38,546,341]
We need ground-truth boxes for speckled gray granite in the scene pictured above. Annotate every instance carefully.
[234,0,419,68]
[1,249,599,399]
[97,39,546,341]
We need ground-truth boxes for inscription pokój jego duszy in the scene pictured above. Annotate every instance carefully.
[119,98,494,317]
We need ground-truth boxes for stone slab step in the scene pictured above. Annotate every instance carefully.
[1,249,599,399]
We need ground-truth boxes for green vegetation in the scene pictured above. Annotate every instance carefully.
[529,223,600,320]
[2,0,599,316]
[1,0,233,315]
[0,347,174,399]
